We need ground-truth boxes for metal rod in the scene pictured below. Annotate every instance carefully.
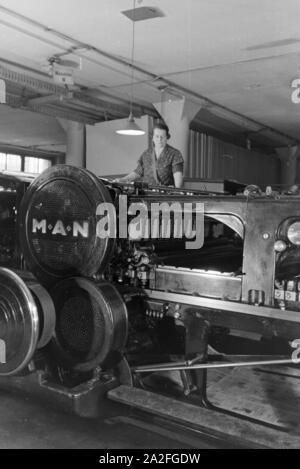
[133,357,297,373]
[141,356,205,370]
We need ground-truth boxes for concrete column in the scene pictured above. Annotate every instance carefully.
[65,121,86,167]
[275,146,299,187]
[153,96,201,176]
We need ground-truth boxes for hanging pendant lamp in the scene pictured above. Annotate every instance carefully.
[116,112,145,135]
[116,0,145,136]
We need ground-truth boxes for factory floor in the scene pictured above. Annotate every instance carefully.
[2,361,300,449]
[0,386,218,449]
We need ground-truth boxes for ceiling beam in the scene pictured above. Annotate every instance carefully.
[32,104,99,124]
[4,93,97,124]
[0,64,157,122]
[0,141,64,158]
[67,92,135,117]
[27,94,65,106]
[26,92,133,117]
[51,102,106,120]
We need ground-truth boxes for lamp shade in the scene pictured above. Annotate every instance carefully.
[116,113,145,136]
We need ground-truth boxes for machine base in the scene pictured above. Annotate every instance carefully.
[0,370,118,418]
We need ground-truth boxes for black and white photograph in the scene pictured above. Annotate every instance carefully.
[0,0,299,452]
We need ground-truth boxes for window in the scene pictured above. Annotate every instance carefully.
[24,157,51,174]
[6,154,21,171]
[0,153,6,170]
[0,153,21,171]
[0,153,52,174]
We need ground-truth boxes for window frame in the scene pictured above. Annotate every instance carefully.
[0,152,54,174]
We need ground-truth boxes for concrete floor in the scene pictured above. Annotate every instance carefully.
[0,387,219,449]
[2,364,298,448]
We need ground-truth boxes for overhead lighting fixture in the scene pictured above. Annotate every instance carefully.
[116,0,145,136]
[116,112,145,135]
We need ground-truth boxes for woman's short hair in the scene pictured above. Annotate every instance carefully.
[153,122,171,139]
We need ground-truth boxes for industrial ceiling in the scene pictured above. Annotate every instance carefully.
[0,0,300,154]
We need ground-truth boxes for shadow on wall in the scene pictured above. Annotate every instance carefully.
[86,116,149,177]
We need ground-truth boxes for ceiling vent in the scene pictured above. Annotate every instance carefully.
[122,6,164,22]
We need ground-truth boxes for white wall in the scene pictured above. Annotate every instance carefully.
[86,116,149,177]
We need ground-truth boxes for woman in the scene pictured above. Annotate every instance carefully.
[116,122,184,188]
